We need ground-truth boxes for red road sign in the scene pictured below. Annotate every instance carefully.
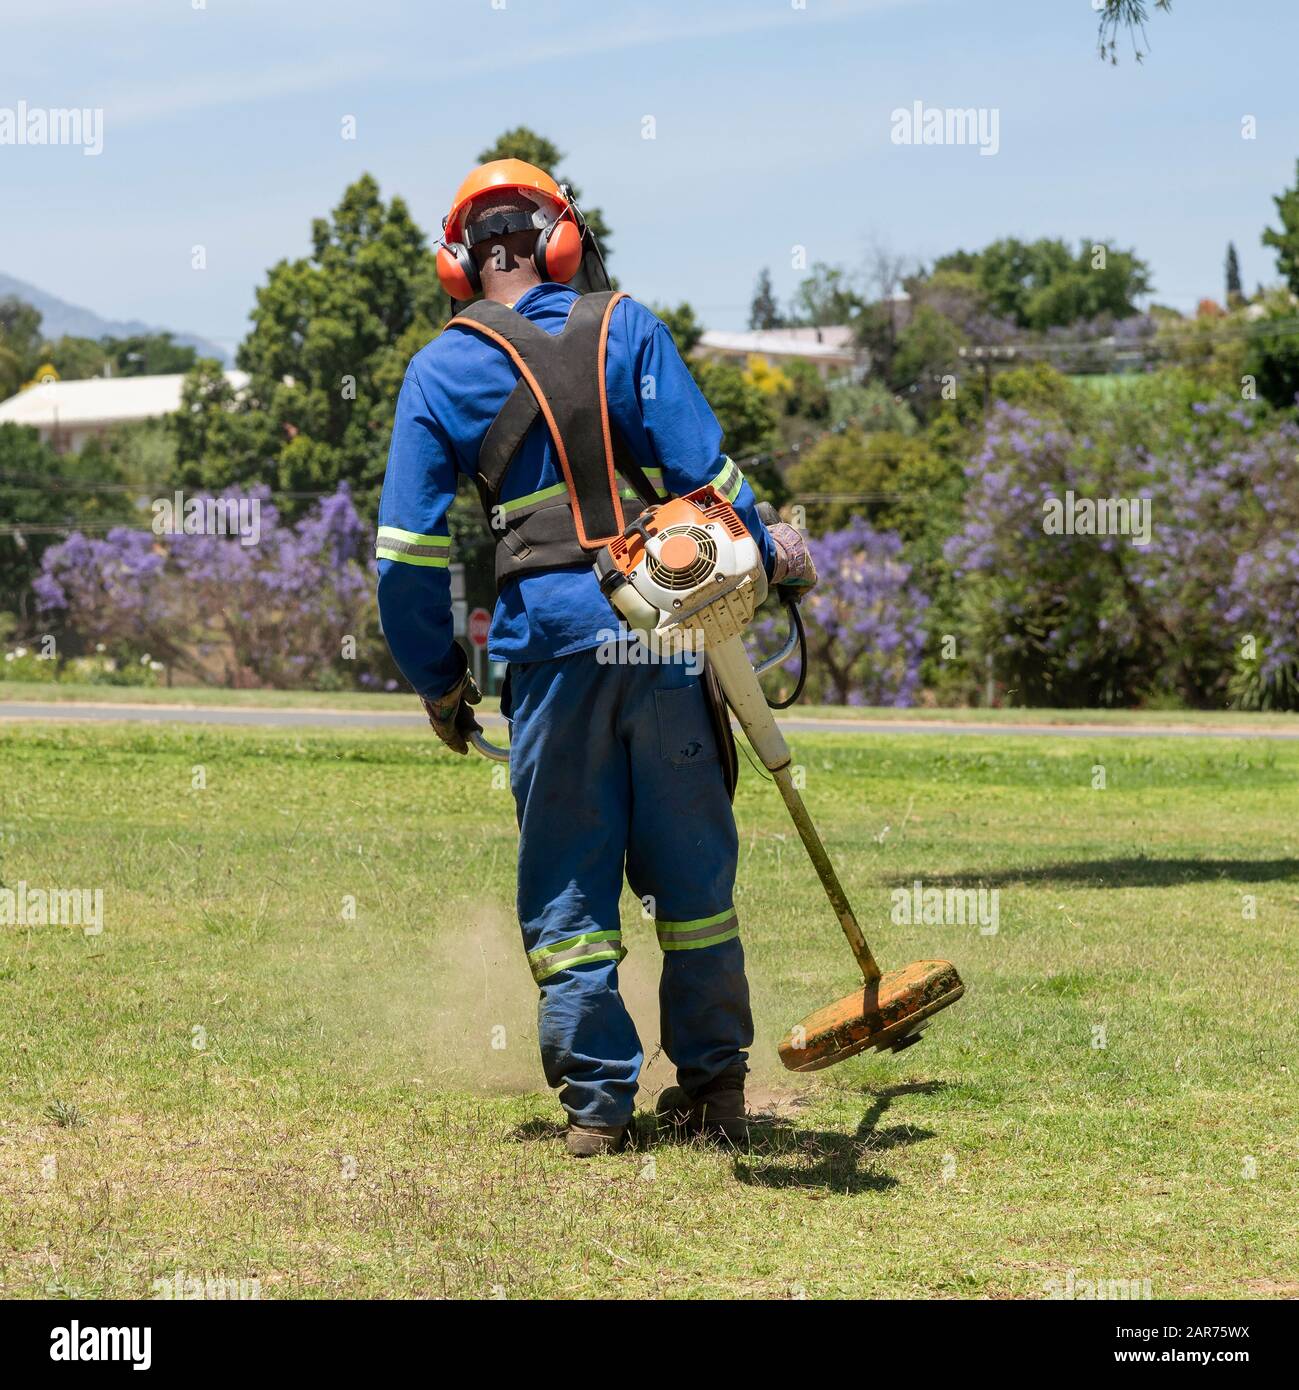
[468,607,491,648]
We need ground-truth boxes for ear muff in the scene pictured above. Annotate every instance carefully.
[437,242,480,301]
[534,212,584,284]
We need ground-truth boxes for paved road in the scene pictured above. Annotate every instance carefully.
[2,700,1297,740]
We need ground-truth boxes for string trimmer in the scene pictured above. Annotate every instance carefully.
[474,483,965,1070]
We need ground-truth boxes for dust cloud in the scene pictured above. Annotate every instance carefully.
[323,895,798,1107]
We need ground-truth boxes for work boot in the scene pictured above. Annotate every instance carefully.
[691,1084,750,1143]
[564,1122,628,1158]
[656,1069,751,1144]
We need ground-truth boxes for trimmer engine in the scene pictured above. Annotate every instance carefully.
[594,486,767,643]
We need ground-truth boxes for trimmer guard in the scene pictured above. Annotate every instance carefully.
[777,960,965,1071]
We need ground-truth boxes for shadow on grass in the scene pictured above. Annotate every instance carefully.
[729,1080,949,1194]
[914,858,1299,889]
[510,1118,567,1143]
[507,1082,948,1193]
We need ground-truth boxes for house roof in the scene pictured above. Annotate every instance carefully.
[0,371,250,430]
[696,326,856,360]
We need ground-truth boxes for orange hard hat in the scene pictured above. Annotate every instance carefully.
[442,158,568,242]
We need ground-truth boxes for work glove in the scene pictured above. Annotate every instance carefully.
[419,648,483,755]
[758,502,818,595]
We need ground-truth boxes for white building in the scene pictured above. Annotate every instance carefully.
[0,371,249,453]
[693,325,860,379]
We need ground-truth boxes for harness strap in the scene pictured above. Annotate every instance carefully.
[447,291,632,549]
[476,378,540,502]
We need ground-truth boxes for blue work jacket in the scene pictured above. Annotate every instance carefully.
[376,281,775,696]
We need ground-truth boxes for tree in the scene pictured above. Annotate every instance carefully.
[890,303,966,410]
[34,485,382,689]
[689,359,776,460]
[173,361,252,491]
[1225,242,1242,305]
[789,262,862,328]
[1243,307,1299,410]
[476,127,612,255]
[179,174,449,511]
[853,244,915,378]
[781,359,830,421]
[795,521,928,706]
[940,239,1064,324]
[102,333,198,377]
[0,345,22,400]
[46,336,110,381]
[826,380,917,435]
[1262,160,1299,296]
[749,268,783,330]
[932,237,1151,329]
[0,297,43,378]
[743,355,793,399]
[1095,0,1173,64]
[787,428,959,539]
[0,423,132,624]
[6,327,199,385]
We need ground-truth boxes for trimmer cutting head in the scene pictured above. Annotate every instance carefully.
[777,960,965,1072]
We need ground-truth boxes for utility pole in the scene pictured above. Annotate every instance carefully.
[959,344,1018,411]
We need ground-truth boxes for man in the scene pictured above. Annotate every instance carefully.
[376,159,815,1156]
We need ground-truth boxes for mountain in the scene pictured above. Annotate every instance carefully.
[0,272,231,364]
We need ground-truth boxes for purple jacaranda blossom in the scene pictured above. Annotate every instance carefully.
[750,518,928,707]
[37,484,381,689]
[945,394,1299,706]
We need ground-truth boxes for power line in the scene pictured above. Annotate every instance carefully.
[0,520,150,537]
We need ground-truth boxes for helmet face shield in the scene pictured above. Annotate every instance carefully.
[567,223,613,295]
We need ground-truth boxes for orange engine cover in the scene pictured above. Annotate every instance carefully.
[604,485,748,576]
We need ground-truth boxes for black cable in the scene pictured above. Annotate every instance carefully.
[765,598,807,710]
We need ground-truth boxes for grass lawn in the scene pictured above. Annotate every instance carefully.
[1,719,1296,1299]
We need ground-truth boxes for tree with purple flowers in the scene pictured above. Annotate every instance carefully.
[944,403,1155,705]
[755,519,928,707]
[1224,532,1299,708]
[946,392,1299,707]
[34,485,389,690]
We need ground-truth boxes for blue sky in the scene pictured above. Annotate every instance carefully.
[1,0,1295,355]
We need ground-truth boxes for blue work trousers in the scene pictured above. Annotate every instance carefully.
[507,646,753,1126]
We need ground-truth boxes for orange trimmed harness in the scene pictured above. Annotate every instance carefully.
[445,291,663,588]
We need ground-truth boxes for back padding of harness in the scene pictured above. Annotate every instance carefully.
[445,291,663,588]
